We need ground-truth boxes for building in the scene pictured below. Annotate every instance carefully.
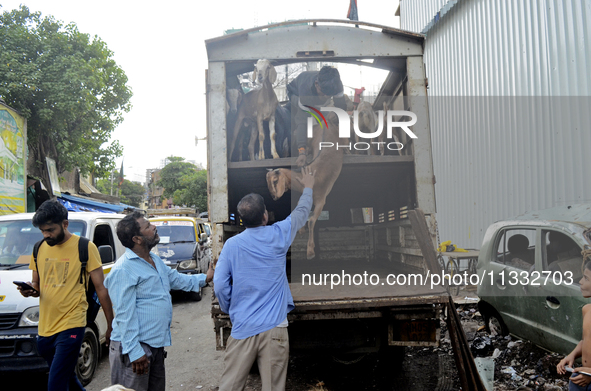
[400,0,591,248]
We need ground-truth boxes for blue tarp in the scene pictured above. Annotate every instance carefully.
[58,194,133,214]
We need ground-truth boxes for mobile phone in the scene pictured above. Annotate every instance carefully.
[565,366,591,377]
[13,281,38,293]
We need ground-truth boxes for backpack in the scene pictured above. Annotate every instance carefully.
[33,237,101,326]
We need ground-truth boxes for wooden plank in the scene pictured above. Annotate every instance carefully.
[408,208,443,274]
[446,296,488,391]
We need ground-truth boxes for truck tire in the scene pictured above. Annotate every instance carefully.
[76,327,99,386]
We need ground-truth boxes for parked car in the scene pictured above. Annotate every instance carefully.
[477,204,591,355]
[0,212,125,385]
[150,216,210,301]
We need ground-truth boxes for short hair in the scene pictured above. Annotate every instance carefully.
[32,200,68,227]
[317,66,343,97]
[117,211,143,249]
[237,193,266,228]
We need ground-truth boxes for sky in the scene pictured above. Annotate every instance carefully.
[0,0,401,185]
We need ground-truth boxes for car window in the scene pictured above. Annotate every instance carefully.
[493,228,536,271]
[0,220,85,265]
[151,220,196,243]
[543,230,583,284]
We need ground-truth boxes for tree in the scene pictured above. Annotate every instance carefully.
[157,156,199,198]
[95,173,145,207]
[0,6,132,193]
[172,169,208,213]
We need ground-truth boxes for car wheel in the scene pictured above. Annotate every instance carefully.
[76,327,99,386]
[479,302,509,337]
[188,285,202,302]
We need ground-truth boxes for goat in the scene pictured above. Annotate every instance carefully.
[266,115,344,259]
[228,59,279,161]
[226,74,243,116]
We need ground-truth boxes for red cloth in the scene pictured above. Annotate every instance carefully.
[354,87,365,103]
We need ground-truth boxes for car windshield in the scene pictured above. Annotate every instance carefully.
[152,221,196,244]
[0,220,86,266]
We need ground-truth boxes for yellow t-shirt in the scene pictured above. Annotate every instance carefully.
[29,235,102,337]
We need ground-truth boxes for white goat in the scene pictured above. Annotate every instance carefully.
[228,59,279,161]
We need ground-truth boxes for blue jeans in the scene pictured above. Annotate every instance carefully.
[37,327,86,391]
[570,374,591,391]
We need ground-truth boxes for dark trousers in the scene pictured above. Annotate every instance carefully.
[37,327,86,391]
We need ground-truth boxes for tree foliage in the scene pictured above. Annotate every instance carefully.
[0,5,132,191]
[157,156,199,199]
[155,156,207,213]
[172,169,208,214]
[95,172,145,207]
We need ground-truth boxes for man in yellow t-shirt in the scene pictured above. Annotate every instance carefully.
[17,200,114,391]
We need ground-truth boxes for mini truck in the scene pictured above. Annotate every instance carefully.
[206,20,447,364]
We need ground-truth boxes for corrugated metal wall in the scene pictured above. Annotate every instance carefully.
[400,0,591,249]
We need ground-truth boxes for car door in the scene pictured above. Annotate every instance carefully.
[525,229,587,355]
[480,226,541,341]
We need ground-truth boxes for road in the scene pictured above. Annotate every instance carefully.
[5,286,456,390]
[87,287,225,391]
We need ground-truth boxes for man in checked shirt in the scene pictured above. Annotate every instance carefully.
[105,211,214,391]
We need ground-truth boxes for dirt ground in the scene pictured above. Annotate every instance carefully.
[4,286,574,391]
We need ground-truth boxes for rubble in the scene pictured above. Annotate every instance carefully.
[452,303,571,391]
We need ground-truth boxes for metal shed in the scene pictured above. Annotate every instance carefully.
[400,0,591,249]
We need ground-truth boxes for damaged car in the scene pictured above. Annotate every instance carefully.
[477,203,591,355]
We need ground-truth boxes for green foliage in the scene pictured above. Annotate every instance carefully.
[172,169,208,213]
[157,156,198,198]
[96,172,145,207]
[155,157,207,213]
[0,5,132,181]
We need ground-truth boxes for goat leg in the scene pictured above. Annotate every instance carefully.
[257,116,266,160]
[268,115,280,159]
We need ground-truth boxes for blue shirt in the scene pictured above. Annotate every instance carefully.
[105,248,207,362]
[214,188,313,339]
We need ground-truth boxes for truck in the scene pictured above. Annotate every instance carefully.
[205,20,447,365]
[0,212,126,385]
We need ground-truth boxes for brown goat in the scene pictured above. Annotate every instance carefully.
[266,116,344,259]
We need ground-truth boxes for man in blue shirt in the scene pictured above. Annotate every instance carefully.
[105,211,214,391]
[214,166,315,391]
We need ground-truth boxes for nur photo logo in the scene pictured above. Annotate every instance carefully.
[307,107,418,152]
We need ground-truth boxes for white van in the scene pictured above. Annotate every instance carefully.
[0,212,125,385]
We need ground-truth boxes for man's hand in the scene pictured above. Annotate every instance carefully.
[17,282,39,298]
[296,166,316,189]
[105,325,112,348]
[206,261,214,284]
[132,355,150,375]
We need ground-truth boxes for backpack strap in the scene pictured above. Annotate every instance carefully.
[32,239,45,274]
[78,237,90,286]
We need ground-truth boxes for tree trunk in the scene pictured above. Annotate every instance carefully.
[27,134,59,199]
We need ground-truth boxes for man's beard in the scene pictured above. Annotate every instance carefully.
[45,228,65,246]
[143,234,160,250]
